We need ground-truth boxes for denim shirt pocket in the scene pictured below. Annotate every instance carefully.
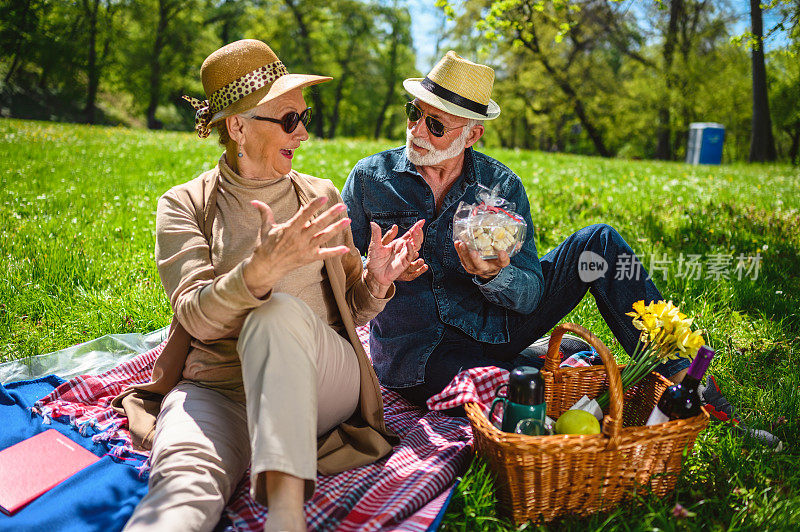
[440,212,472,276]
[370,210,421,234]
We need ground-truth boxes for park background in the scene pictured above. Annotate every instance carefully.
[1,0,799,163]
[2,0,800,530]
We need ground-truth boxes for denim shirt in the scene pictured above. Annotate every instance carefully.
[342,147,544,388]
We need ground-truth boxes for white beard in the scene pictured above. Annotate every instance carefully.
[405,125,471,166]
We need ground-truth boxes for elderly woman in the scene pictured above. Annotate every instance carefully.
[116,40,418,532]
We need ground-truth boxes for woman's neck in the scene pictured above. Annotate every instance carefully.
[224,148,285,181]
[224,145,241,174]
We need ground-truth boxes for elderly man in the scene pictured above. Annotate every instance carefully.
[341,52,742,422]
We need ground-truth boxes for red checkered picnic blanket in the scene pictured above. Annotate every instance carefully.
[32,326,472,532]
[32,325,598,531]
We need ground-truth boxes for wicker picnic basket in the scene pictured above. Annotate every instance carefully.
[465,323,709,525]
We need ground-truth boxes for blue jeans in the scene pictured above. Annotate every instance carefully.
[393,224,690,410]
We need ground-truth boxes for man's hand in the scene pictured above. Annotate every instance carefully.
[454,240,510,281]
[394,219,427,281]
[364,222,418,298]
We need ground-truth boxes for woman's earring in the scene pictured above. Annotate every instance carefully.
[237,146,243,157]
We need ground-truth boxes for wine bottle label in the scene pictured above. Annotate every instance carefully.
[645,407,670,426]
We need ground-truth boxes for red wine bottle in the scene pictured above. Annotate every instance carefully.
[646,346,715,425]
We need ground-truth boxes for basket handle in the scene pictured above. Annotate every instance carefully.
[542,323,624,440]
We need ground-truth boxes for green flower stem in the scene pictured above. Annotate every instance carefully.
[595,347,675,410]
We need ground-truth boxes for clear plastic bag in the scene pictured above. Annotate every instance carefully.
[453,184,527,260]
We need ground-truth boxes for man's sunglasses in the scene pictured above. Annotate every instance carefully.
[250,107,313,133]
[404,101,465,138]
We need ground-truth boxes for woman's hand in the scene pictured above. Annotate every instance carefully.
[363,220,425,298]
[243,197,351,298]
[454,240,510,281]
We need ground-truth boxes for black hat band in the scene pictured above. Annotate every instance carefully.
[420,77,489,116]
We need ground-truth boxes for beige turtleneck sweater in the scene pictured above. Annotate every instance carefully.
[154,157,389,401]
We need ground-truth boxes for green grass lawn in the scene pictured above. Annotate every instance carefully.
[2,118,799,530]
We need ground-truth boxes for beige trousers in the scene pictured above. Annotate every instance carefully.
[123,293,361,532]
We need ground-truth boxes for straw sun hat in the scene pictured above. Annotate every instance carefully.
[183,39,332,138]
[403,51,500,121]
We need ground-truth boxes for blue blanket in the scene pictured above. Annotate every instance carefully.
[0,376,148,532]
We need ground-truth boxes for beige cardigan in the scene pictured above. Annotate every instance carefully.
[112,162,397,484]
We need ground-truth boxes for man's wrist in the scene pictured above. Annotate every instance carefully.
[477,271,499,282]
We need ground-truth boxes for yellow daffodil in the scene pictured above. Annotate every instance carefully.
[596,299,706,409]
[654,301,670,316]
[627,300,647,318]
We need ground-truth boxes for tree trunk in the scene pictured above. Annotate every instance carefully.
[518,25,611,157]
[38,62,49,90]
[789,124,800,165]
[82,0,100,123]
[326,73,347,138]
[655,0,682,160]
[283,0,326,137]
[3,52,22,87]
[374,12,401,139]
[221,18,232,44]
[2,0,38,87]
[563,85,610,157]
[327,13,364,138]
[147,0,172,129]
[522,113,535,150]
[748,0,777,162]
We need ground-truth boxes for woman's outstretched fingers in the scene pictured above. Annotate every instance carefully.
[289,196,328,230]
[305,202,347,235]
[251,200,275,244]
[310,217,351,245]
[317,245,351,259]
[251,200,275,227]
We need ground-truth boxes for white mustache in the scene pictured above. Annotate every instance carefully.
[405,125,471,166]
[410,136,434,150]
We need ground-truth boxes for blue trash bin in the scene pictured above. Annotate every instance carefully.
[686,122,725,165]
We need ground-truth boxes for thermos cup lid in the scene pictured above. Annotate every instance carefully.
[508,366,545,406]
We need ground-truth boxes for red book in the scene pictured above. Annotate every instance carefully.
[0,429,100,515]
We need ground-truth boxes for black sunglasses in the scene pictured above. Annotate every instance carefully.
[250,107,313,133]
[404,101,465,138]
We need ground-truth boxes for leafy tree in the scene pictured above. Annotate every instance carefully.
[145,0,190,129]
[324,0,374,137]
[437,0,779,162]
[0,0,46,86]
[372,1,414,139]
[237,0,415,140]
[279,0,330,136]
[748,0,778,161]
[769,45,800,163]
[1,1,92,119]
[78,0,120,123]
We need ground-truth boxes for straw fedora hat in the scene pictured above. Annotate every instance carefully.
[184,39,332,138]
[403,51,500,121]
